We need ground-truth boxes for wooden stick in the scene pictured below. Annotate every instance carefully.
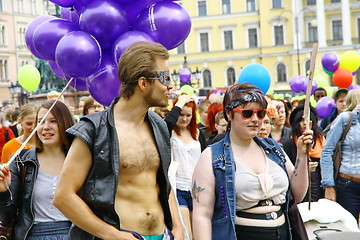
[303,43,318,210]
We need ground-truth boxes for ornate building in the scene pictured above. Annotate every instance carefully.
[169,0,360,94]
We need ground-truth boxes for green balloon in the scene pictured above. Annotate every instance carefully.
[180,85,194,96]
[18,65,41,91]
[323,67,334,76]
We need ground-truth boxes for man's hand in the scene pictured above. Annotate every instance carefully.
[171,225,184,240]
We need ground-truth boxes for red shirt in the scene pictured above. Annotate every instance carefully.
[0,125,15,163]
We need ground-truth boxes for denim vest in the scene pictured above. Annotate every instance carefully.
[210,132,291,240]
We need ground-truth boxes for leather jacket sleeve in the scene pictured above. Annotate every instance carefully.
[0,161,23,223]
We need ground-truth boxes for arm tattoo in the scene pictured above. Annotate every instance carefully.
[192,180,205,203]
[293,158,301,177]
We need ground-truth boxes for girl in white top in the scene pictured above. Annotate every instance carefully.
[171,98,201,240]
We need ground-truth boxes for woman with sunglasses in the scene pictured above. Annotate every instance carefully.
[192,83,312,240]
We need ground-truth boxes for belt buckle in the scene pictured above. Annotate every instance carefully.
[266,199,273,206]
[267,211,278,220]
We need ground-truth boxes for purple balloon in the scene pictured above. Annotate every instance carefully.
[66,77,88,91]
[33,19,79,61]
[61,7,80,26]
[321,52,339,73]
[124,0,163,26]
[179,68,191,83]
[316,96,335,118]
[79,0,129,50]
[301,77,318,95]
[49,61,66,79]
[134,1,191,50]
[25,15,56,59]
[352,68,359,76]
[87,53,121,106]
[60,7,71,21]
[55,31,102,78]
[49,0,76,7]
[289,75,305,93]
[347,84,360,90]
[113,31,154,64]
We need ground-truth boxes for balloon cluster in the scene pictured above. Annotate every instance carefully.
[321,51,360,89]
[237,63,271,94]
[25,0,191,106]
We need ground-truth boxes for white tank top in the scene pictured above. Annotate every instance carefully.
[234,157,288,210]
[170,132,201,191]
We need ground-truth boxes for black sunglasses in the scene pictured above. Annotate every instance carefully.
[232,109,267,120]
[148,70,171,87]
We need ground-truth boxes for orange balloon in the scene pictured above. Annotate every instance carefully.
[332,68,353,88]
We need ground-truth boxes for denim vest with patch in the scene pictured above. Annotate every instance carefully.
[210,132,291,240]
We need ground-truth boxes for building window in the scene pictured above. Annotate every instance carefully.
[248,28,258,48]
[332,20,342,41]
[224,30,233,50]
[358,18,360,42]
[19,27,26,46]
[203,69,212,88]
[307,0,316,5]
[277,63,286,82]
[331,0,341,2]
[17,0,23,13]
[198,1,207,16]
[0,25,5,46]
[0,59,8,80]
[226,67,236,86]
[31,0,36,14]
[308,23,318,43]
[272,0,282,9]
[0,0,3,12]
[305,60,311,74]
[222,0,231,14]
[177,42,185,54]
[200,32,209,52]
[274,25,284,46]
[246,0,256,12]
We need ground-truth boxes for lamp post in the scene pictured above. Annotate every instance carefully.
[172,56,201,90]
[9,82,27,106]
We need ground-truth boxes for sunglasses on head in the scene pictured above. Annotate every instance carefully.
[148,70,171,86]
[232,109,267,120]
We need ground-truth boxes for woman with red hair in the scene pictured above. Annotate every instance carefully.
[206,102,224,144]
[170,98,205,240]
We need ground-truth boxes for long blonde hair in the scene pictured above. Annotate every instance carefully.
[344,89,360,112]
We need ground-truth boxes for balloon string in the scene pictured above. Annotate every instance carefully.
[5,78,74,167]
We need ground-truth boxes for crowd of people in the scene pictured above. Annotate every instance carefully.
[0,41,359,240]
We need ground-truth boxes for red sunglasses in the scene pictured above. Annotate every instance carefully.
[232,109,267,120]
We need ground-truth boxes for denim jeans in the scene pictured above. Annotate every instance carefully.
[26,221,71,240]
[336,176,360,222]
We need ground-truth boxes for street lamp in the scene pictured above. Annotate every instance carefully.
[172,56,201,90]
[9,82,27,106]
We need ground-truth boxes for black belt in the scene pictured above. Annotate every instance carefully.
[236,209,283,220]
[254,199,275,207]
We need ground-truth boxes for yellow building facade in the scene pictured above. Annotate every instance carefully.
[169,0,360,95]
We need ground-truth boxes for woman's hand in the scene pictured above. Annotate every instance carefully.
[324,186,336,201]
[175,95,193,109]
[297,130,314,156]
[0,164,11,192]
[309,161,318,173]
